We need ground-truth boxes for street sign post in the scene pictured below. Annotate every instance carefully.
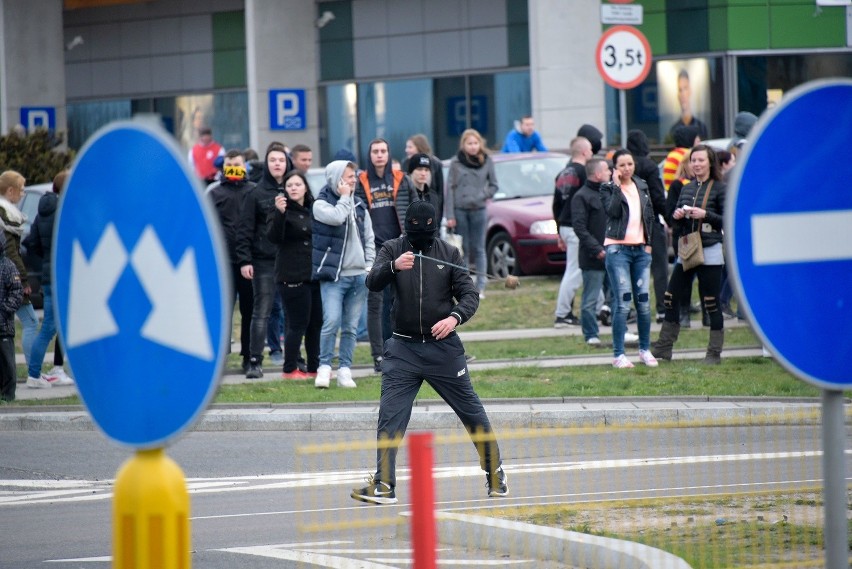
[54,119,230,569]
[595,25,652,146]
[726,79,852,569]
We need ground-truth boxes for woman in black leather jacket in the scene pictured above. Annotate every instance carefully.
[600,149,657,369]
[653,144,727,364]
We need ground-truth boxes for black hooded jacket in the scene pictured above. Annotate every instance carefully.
[22,192,58,286]
[366,236,479,340]
[207,176,255,264]
[577,124,603,155]
[235,150,294,266]
[626,129,668,222]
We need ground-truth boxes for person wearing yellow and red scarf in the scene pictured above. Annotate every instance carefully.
[206,150,256,373]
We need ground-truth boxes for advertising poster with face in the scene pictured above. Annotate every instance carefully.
[176,95,215,151]
[657,59,711,143]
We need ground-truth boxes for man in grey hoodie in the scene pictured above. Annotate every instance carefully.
[312,160,375,389]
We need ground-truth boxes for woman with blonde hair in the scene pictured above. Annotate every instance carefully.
[445,129,498,298]
[0,170,40,386]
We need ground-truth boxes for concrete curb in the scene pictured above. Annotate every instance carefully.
[0,400,828,432]
[399,511,692,569]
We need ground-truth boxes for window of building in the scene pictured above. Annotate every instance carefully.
[319,70,532,164]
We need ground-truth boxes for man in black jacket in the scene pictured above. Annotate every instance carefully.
[235,141,292,378]
[570,159,611,345]
[351,201,507,505]
[551,136,593,327]
[626,130,669,323]
[208,150,256,372]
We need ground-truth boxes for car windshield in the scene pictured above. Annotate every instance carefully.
[492,156,567,200]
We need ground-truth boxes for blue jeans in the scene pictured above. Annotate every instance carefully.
[319,274,368,369]
[248,259,276,359]
[27,285,56,378]
[580,270,606,340]
[605,244,652,356]
[454,208,488,291]
[266,289,284,354]
[16,303,38,367]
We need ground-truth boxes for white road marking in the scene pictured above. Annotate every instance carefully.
[216,543,400,568]
[2,451,833,507]
[751,210,852,265]
[45,556,110,563]
[372,560,532,566]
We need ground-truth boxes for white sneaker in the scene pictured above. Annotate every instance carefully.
[26,376,52,389]
[586,337,601,345]
[315,365,331,389]
[612,354,635,369]
[337,367,357,388]
[44,367,75,386]
[638,350,659,367]
[624,332,639,343]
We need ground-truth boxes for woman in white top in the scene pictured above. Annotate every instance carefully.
[600,150,657,369]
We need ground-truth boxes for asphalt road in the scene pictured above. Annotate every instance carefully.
[1,424,836,568]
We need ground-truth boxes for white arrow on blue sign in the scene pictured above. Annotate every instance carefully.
[54,120,231,448]
[726,79,852,390]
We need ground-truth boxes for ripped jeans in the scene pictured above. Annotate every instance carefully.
[605,244,652,356]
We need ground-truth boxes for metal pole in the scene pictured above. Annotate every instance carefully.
[821,389,848,569]
[619,89,628,148]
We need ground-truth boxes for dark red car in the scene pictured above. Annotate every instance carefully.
[444,152,569,278]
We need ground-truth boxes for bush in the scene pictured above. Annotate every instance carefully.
[0,129,75,184]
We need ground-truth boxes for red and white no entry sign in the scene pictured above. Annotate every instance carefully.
[595,25,652,90]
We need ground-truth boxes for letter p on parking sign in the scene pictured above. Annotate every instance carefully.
[269,89,306,131]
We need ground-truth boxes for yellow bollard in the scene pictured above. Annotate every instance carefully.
[113,448,190,569]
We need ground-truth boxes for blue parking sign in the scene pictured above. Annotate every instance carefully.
[269,89,306,130]
[53,121,231,448]
[20,107,56,131]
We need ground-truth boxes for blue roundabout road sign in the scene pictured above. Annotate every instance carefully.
[54,120,231,448]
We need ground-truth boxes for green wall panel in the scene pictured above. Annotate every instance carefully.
[213,50,247,89]
[726,6,770,49]
[770,5,846,48]
[212,11,246,51]
[666,1,709,53]
[507,0,529,67]
[213,11,246,88]
[707,6,728,51]
[640,12,668,57]
[642,0,668,11]
[319,1,353,81]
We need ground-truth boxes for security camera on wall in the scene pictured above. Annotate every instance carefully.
[316,11,335,29]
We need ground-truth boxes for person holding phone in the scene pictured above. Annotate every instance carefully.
[311,160,375,389]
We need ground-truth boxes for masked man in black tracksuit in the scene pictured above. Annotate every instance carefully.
[351,201,507,505]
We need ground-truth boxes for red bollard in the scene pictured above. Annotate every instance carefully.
[408,432,436,569]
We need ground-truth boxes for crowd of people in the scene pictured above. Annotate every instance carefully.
[1,113,755,504]
[551,112,758,368]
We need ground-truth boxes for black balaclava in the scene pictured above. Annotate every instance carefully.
[405,200,437,252]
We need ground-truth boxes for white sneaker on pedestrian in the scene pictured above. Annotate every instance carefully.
[638,350,659,367]
[315,365,331,389]
[26,376,52,389]
[337,367,357,388]
[624,332,639,343]
[586,337,601,345]
[612,354,635,369]
[44,367,75,386]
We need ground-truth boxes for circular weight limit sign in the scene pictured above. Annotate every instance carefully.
[596,25,652,90]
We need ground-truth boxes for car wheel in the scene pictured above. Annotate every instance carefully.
[487,231,522,278]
